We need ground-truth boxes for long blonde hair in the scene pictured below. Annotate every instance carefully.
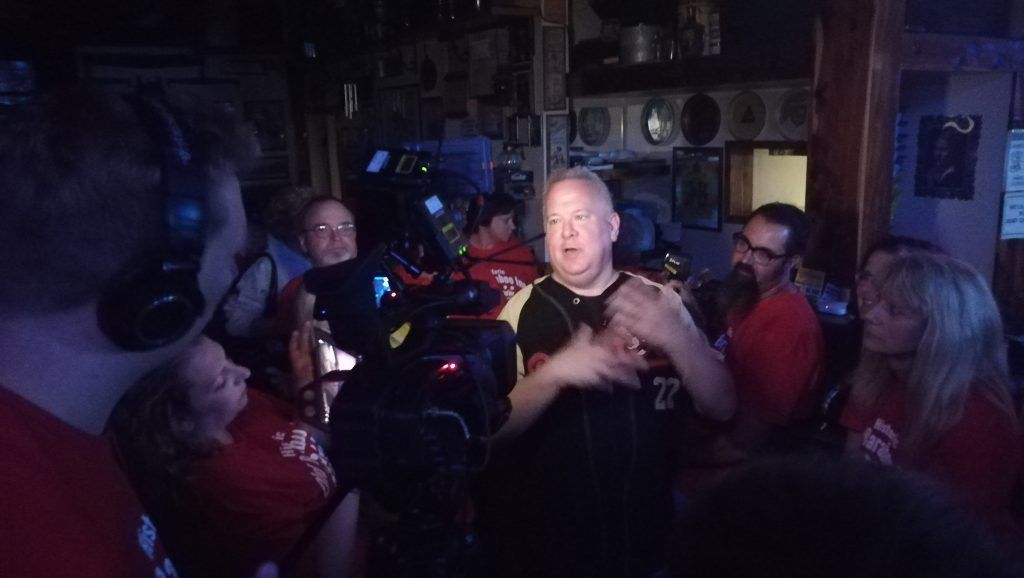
[849,253,1016,452]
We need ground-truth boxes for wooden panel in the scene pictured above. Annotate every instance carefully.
[902,33,1024,72]
[805,0,906,284]
[724,144,754,222]
[995,239,1024,329]
[995,73,1024,330]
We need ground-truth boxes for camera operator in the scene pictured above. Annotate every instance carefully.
[462,193,540,319]
[0,87,277,577]
[479,167,735,578]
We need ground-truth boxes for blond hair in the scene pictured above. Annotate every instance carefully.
[849,253,1016,452]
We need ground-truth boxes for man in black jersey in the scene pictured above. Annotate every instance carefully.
[479,167,735,578]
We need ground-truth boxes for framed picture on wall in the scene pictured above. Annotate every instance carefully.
[914,114,981,200]
[244,100,287,154]
[672,147,723,231]
[541,26,566,111]
[546,114,569,176]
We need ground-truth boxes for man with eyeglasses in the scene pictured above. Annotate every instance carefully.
[721,202,824,454]
[277,195,358,334]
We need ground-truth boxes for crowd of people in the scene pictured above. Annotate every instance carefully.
[2,85,1023,578]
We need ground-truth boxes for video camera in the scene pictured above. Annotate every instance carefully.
[302,146,519,575]
[304,192,516,485]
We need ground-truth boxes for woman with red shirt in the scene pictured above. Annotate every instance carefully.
[840,253,1020,535]
[461,193,540,319]
[111,333,358,578]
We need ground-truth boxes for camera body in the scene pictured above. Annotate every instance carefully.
[302,197,515,488]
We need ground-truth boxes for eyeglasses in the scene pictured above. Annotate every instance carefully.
[732,232,789,265]
[306,222,356,238]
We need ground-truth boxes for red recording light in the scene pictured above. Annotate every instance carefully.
[438,361,459,373]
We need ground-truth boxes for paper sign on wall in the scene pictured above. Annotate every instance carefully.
[1001,191,1024,240]
[1004,129,1024,192]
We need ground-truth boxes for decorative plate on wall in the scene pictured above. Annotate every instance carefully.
[777,88,811,141]
[680,93,721,146]
[727,91,767,140]
[641,97,677,145]
[578,106,611,146]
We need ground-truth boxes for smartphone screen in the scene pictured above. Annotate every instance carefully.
[373,274,392,308]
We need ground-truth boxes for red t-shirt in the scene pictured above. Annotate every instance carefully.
[174,389,337,577]
[463,240,539,319]
[0,386,176,578]
[392,239,540,319]
[725,291,825,426]
[840,385,1020,532]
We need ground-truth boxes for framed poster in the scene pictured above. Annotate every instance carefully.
[914,114,981,200]
[672,147,723,231]
[542,26,566,111]
[546,113,569,176]
[244,100,287,153]
[246,154,290,182]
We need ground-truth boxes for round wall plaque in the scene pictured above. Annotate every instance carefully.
[727,90,767,141]
[680,93,721,146]
[578,106,611,146]
[777,87,811,141]
[641,97,677,145]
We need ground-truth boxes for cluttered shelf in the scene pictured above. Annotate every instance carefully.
[567,52,810,97]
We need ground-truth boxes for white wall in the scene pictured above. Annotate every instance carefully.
[751,148,807,210]
[891,72,1012,283]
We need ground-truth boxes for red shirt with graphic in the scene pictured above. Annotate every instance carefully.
[464,240,539,319]
[392,239,540,320]
[840,385,1020,534]
[176,388,338,577]
[725,291,825,426]
[0,385,176,578]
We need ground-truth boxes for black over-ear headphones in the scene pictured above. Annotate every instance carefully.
[97,94,208,351]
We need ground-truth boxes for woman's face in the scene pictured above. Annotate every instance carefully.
[861,294,926,357]
[179,336,250,442]
[485,212,517,244]
[856,250,896,314]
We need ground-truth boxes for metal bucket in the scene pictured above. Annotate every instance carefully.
[620,24,667,64]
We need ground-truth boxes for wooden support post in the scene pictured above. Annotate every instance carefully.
[805,0,906,283]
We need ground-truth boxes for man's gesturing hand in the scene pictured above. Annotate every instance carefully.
[605,278,696,356]
[540,324,648,392]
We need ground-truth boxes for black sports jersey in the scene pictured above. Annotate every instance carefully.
[479,273,690,578]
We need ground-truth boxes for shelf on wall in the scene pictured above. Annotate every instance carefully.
[591,161,670,181]
[567,53,810,97]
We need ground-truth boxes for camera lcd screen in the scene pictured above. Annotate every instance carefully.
[373,275,391,308]
[424,195,444,216]
[395,153,417,174]
[366,150,390,173]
